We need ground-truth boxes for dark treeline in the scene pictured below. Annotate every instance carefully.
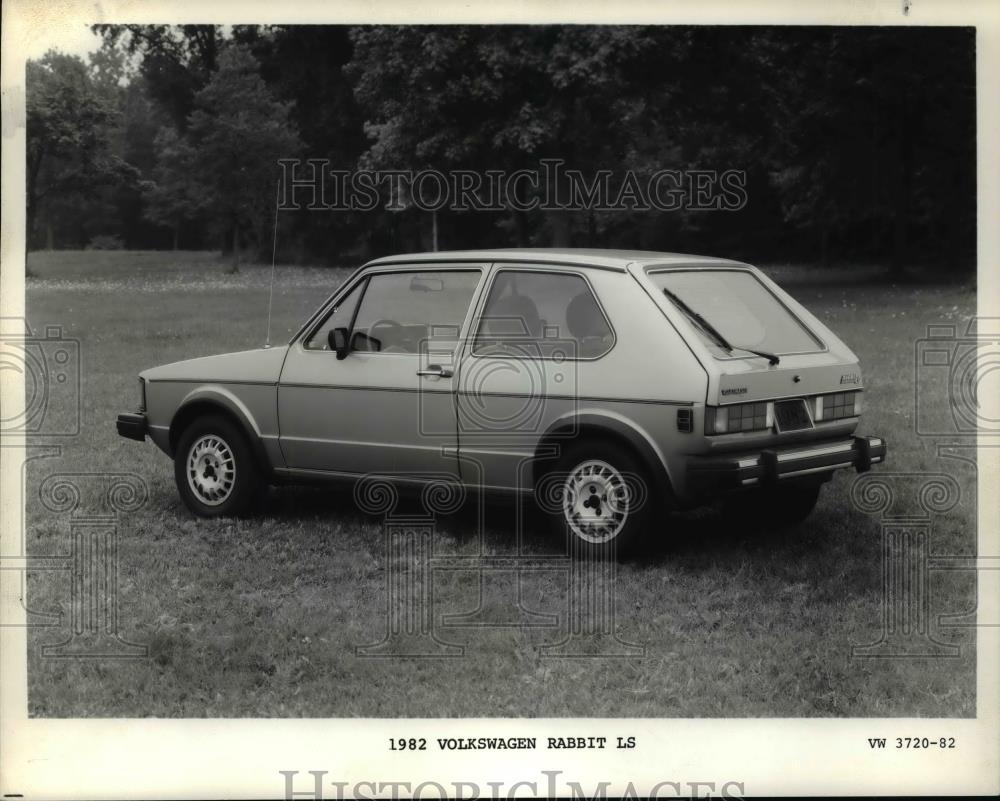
[26,25,975,274]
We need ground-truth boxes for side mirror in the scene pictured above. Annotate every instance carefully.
[328,327,350,360]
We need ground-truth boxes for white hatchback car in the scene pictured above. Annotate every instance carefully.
[118,249,885,554]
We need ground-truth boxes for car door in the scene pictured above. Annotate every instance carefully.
[277,265,486,479]
[455,266,614,490]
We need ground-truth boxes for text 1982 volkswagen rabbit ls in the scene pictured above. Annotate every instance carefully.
[117,249,885,554]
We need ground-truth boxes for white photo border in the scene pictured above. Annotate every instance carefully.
[1,0,997,797]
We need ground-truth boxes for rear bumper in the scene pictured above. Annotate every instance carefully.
[687,434,886,493]
[116,412,147,442]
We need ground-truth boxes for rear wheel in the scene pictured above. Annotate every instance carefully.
[174,414,262,517]
[722,482,822,531]
[538,440,653,558]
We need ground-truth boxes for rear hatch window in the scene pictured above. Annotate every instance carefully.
[650,269,823,357]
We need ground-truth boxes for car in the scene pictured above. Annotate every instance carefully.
[117,248,886,555]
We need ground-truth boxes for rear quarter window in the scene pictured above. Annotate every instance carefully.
[472,269,614,359]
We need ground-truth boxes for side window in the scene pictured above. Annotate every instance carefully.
[350,271,480,354]
[472,270,614,359]
[305,280,364,350]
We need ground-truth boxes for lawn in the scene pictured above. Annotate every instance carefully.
[23,250,978,717]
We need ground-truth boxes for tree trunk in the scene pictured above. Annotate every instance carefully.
[26,201,36,251]
[172,224,180,251]
[228,221,241,273]
[26,148,44,252]
[890,94,912,279]
[45,221,54,251]
[514,210,528,247]
[548,211,572,247]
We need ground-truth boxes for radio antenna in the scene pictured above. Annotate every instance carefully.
[264,177,281,349]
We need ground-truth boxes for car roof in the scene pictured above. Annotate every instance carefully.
[364,248,749,272]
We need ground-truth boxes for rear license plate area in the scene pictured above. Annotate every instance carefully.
[774,399,813,432]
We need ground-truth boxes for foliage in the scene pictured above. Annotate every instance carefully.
[181,45,303,264]
[26,51,138,248]
[231,25,369,261]
[759,27,976,270]
[29,24,977,274]
[141,127,204,249]
[86,234,125,250]
[347,26,668,245]
[91,25,223,127]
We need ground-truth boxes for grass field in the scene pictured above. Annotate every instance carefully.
[23,250,978,717]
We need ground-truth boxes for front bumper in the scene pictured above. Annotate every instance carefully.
[116,412,147,442]
[688,435,886,493]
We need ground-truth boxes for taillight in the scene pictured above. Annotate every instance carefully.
[814,391,862,421]
[704,402,770,435]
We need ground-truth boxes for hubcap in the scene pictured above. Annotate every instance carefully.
[562,459,630,543]
[186,434,236,506]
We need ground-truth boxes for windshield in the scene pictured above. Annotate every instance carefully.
[650,270,823,356]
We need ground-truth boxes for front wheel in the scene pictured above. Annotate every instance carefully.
[538,440,653,558]
[174,414,262,517]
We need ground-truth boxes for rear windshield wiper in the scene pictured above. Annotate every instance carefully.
[662,287,780,365]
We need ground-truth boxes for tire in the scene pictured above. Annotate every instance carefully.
[722,482,821,532]
[537,439,653,558]
[173,414,263,517]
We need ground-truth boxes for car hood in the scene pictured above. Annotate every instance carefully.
[140,346,288,384]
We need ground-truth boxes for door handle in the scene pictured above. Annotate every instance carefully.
[417,364,454,378]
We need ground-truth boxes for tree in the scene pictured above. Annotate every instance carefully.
[347,26,691,248]
[760,27,975,273]
[33,26,975,271]
[182,45,302,268]
[26,51,137,249]
[92,25,223,128]
[232,25,369,262]
[142,127,204,249]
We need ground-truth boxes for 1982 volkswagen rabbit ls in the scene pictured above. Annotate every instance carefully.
[117,249,886,554]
